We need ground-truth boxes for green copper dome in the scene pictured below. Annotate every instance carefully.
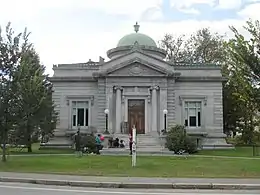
[117,22,157,47]
[117,33,157,47]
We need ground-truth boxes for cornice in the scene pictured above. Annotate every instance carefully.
[177,76,227,82]
[49,76,96,82]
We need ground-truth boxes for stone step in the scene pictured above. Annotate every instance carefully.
[53,129,67,137]
[101,148,174,155]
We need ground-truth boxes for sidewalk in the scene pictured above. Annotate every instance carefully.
[0,172,260,190]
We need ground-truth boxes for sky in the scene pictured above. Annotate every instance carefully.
[0,0,259,75]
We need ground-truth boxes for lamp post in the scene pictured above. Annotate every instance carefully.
[104,109,109,134]
[163,109,168,133]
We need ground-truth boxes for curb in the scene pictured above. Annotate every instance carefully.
[1,177,260,190]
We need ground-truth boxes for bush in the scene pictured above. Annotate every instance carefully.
[165,125,198,154]
[80,134,96,153]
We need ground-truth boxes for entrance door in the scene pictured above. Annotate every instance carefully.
[128,99,145,134]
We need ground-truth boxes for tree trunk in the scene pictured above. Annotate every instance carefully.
[27,142,32,153]
[27,131,32,153]
[26,119,32,153]
[1,130,7,162]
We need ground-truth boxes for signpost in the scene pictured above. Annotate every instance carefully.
[132,125,137,167]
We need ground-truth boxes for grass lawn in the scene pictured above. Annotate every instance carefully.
[1,144,260,158]
[0,143,74,155]
[198,146,260,157]
[0,155,260,178]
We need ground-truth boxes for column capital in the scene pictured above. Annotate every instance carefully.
[149,85,159,91]
[113,85,123,91]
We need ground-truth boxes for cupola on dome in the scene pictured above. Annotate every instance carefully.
[117,22,157,47]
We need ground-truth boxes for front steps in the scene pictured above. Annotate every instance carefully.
[40,129,73,150]
[101,133,169,155]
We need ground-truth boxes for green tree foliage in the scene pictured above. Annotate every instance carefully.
[0,23,31,162]
[160,28,227,64]
[0,23,57,160]
[227,19,260,143]
[229,19,260,84]
[14,50,51,152]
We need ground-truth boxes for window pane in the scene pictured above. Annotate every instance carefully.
[189,116,196,126]
[188,102,196,107]
[185,120,188,127]
[72,101,76,107]
[85,108,89,126]
[196,102,201,108]
[72,108,76,126]
[188,108,196,116]
[184,108,188,119]
[73,115,76,126]
[77,108,84,126]
[198,111,201,127]
[184,102,188,107]
[77,101,86,108]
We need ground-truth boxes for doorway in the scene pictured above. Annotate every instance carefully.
[128,99,145,134]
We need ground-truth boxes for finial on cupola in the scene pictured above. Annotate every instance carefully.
[134,22,140,33]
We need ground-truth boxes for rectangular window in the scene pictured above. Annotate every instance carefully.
[71,101,89,128]
[77,108,84,126]
[184,101,202,128]
[72,108,76,126]
[85,108,89,126]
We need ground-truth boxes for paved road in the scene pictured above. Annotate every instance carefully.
[0,182,260,195]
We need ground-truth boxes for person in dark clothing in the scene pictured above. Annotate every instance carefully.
[74,130,82,157]
[113,138,119,148]
[129,134,133,155]
[119,140,125,148]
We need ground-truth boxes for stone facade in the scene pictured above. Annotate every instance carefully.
[49,26,232,149]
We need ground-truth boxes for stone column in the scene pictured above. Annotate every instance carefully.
[114,86,122,134]
[123,96,128,122]
[150,86,159,133]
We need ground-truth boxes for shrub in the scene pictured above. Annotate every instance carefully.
[80,134,96,153]
[165,125,198,154]
[184,136,198,154]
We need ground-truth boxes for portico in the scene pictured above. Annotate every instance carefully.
[111,85,160,135]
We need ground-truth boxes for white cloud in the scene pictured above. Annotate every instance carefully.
[142,7,164,21]
[238,3,260,18]
[0,0,163,21]
[170,0,215,8]
[178,8,200,15]
[216,0,242,9]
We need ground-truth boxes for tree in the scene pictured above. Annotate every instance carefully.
[39,84,58,143]
[229,19,260,85]
[160,28,227,64]
[160,34,188,62]
[14,50,50,152]
[0,23,31,162]
[228,19,260,143]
